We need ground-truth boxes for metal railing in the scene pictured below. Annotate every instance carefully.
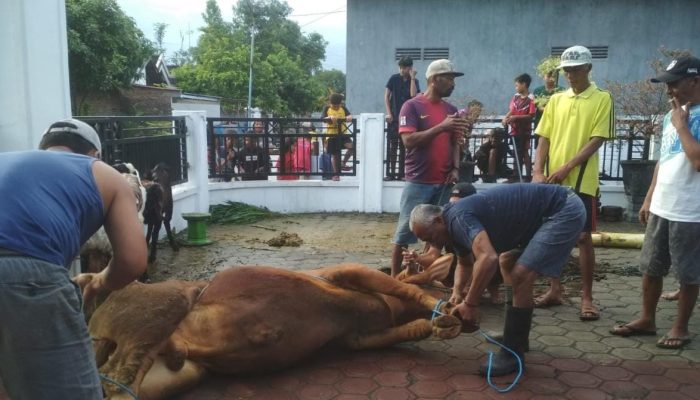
[383,117,651,182]
[76,116,188,184]
[207,117,358,181]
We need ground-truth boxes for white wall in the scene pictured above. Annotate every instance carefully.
[167,112,626,237]
[0,0,72,152]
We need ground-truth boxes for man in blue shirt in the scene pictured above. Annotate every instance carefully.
[409,183,585,376]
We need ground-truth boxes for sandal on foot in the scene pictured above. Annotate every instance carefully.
[610,323,657,337]
[579,305,600,321]
[661,290,680,301]
[656,334,691,349]
[533,295,562,308]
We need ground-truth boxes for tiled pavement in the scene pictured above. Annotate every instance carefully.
[166,218,699,399]
[2,215,699,399]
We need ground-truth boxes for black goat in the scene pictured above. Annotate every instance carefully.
[141,163,179,265]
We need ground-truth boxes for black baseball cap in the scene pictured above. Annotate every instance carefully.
[451,182,477,198]
[651,56,700,83]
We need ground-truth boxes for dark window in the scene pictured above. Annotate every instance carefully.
[395,48,421,61]
[423,47,450,60]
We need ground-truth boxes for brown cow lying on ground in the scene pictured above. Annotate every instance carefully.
[76,258,462,399]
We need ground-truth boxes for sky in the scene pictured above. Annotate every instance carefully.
[116,0,347,72]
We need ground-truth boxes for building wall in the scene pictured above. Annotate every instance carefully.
[0,0,72,151]
[347,0,700,115]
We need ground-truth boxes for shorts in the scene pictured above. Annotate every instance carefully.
[393,181,452,245]
[576,191,597,233]
[639,213,700,284]
[512,134,531,158]
[517,190,586,277]
[327,135,353,154]
[0,255,102,399]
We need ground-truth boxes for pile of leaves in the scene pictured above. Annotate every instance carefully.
[209,201,277,225]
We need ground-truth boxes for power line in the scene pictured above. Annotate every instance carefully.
[300,7,345,28]
[290,10,345,17]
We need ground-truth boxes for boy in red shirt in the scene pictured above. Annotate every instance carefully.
[502,73,536,180]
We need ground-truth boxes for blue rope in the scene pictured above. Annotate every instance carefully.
[431,299,446,321]
[479,330,523,393]
[100,374,140,400]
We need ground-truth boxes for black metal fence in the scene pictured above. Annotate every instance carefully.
[383,117,651,182]
[76,116,188,184]
[207,117,358,181]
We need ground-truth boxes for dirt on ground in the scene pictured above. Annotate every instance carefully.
[147,212,646,302]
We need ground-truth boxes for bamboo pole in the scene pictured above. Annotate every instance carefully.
[591,232,644,249]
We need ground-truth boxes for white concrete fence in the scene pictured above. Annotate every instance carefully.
[166,111,626,238]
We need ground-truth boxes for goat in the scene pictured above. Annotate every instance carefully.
[80,162,146,274]
[141,163,179,266]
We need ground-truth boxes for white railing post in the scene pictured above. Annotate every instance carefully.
[173,111,209,212]
[358,113,385,212]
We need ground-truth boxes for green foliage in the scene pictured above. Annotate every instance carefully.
[535,55,561,78]
[605,47,692,138]
[153,23,168,54]
[172,0,329,116]
[66,0,154,114]
[209,201,278,224]
[312,69,346,103]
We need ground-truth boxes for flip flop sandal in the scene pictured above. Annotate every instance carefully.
[579,305,600,321]
[609,323,657,337]
[656,334,692,349]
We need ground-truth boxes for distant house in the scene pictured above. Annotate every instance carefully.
[77,54,221,117]
[346,0,700,114]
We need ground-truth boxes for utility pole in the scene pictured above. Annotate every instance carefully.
[247,24,256,119]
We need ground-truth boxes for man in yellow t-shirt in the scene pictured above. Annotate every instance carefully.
[533,45,615,321]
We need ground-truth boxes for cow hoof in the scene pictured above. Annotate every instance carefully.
[438,301,455,316]
[432,315,462,339]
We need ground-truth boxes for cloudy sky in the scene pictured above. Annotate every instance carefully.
[116,0,347,71]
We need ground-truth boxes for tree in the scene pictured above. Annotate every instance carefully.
[154,23,168,55]
[173,0,328,116]
[605,47,691,140]
[66,0,154,114]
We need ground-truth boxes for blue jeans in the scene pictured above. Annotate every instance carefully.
[0,255,102,399]
[393,181,452,245]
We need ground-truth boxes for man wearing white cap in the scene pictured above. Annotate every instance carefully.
[390,59,470,277]
[532,45,615,321]
[0,119,147,398]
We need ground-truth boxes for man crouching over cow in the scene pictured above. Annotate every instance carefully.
[410,183,585,376]
[0,119,147,399]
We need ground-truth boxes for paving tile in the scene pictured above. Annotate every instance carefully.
[484,388,535,399]
[371,387,416,400]
[599,380,649,399]
[566,388,613,400]
[373,370,410,387]
[664,367,700,384]
[297,384,338,400]
[620,360,666,375]
[679,384,700,398]
[558,371,603,388]
[446,373,488,391]
[342,361,382,377]
[408,380,455,398]
[523,364,557,378]
[307,367,342,384]
[581,353,622,366]
[589,365,634,381]
[544,346,583,359]
[645,391,693,400]
[549,358,592,372]
[600,336,642,348]
[574,341,612,353]
[633,374,680,391]
[376,355,417,371]
[409,364,452,380]
[335,377,377,395]
[521,377,569,394]
[449,391,495,400]
[611,347,653,360]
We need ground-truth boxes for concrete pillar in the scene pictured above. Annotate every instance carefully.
[173,111,209,213]
[357,113,385,212]
[0,0,72,152]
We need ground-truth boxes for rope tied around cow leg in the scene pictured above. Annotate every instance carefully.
[431,299,447,321]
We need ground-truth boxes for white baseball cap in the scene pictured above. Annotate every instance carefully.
[426,59,464,79]
[43,118,102,151]
[557,45,593,69]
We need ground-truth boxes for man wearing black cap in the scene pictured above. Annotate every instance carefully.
[0,119,147,398]
[610,55,700,350]
[384,56,420,180]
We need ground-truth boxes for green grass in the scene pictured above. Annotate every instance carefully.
[209,201,278,224]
